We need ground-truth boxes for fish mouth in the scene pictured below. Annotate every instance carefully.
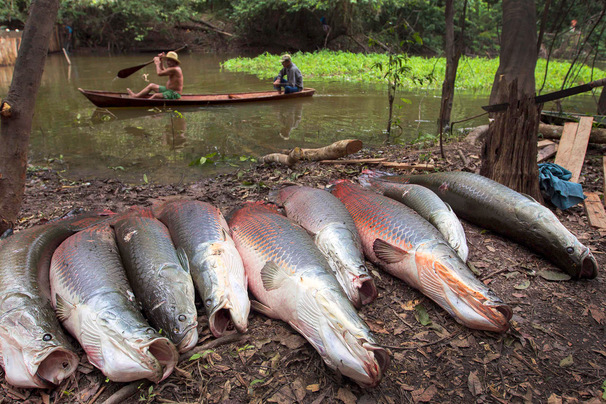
[357,342,390,388]
[140,338,179,383]
[35,347,79,387]
[353,275,378,307]
[174,324,199,353]
[579,250,598,279]
[208,300,234,337]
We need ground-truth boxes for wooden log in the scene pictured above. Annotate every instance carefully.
[259,152,299,167]
[603,156,606,200]
[539,123,606,144]
[319,158,386,164]
[537,142,557,162]
[298,139,363,161]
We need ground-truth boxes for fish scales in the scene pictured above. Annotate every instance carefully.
[333,181,512,333]
[367,178,469,262]
[229,202,389,388]
[276,186,376,309]
[113,214,198,353]
[154,200,249,337]
[50,224,178,383]
[0,211,113,388]
[382,171,598,279]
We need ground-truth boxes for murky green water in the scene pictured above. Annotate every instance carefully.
[0,52,599,184]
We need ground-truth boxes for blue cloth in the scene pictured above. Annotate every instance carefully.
[538,163,586,210]
[273,76,301,94]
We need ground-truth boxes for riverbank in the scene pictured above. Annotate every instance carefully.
[4,138,605,403]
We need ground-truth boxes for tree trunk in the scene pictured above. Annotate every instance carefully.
[481,0,542,201]
[598,88,606,115]
[0,0,60,234]
[438,0,457,136]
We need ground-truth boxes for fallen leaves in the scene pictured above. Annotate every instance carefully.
[513,279,531,290]
[468,371,483,396]
[411,384,437,403]
[336,387,357,404]
[414,304,431,326]
[559,354,574,367]
[538,270,571,281]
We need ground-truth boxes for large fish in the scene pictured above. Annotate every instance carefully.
[154,200,250,337]
[379,171,598,279]
[332,181,512,333]
[361,173,469,262]
[50,223,178,382]
[275,185,377,308]
[228,202,389,387]
[0,211,113,388]
[112,212,198,353]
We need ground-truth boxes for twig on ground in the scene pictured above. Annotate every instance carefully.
[101,381,150,404]
[179,333,246,363]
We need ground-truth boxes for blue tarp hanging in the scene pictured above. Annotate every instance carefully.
[538,163,586,210]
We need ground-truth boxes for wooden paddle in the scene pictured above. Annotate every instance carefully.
[116,45,188,79]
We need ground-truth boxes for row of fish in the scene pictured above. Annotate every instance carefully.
[0,171,597,390]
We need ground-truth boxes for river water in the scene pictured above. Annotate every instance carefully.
[0,52,599,184]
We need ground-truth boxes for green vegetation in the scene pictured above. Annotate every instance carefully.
[222,50,606,92]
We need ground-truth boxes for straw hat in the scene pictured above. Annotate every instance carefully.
[163,51,180,64]
[280,54,291,63]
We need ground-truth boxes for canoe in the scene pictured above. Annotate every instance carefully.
[78,88,316,108]
[540,110,606,128]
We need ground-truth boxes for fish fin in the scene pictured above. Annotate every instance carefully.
[521,193,538,203]
[251,300,279,319]
[80,318,104,368]
[260,261,292,291]
[444,202,454,213]
[295,291,322,346]
[54,294,75,322]
[176,247,190,274]
[373,239,408,264]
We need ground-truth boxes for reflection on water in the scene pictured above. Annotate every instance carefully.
[0,52,600,184]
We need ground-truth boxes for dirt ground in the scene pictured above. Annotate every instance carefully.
[1,136,605,404]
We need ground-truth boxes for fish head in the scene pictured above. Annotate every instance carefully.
[83,305,178,383]
[0,300,78,388]
[155,264,199,352]
[515,201,598,279]
[415,243,512,333]
[200,244,250,337]
[313,291,389,387]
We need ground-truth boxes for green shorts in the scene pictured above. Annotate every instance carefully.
[158,86,181,99]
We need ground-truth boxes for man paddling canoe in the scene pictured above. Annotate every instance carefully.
[127,51,183,99]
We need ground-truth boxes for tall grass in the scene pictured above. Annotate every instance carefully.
[222,50,605,92]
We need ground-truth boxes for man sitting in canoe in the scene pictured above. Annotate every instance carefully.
[273,54,303,94]
[127,51,183,99]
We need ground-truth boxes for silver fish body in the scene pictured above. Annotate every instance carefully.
[333,181,512,333]
[113,213,198,353]
[382,171,598,279]
[229,202,389,387]
[0,211,112,388]
[154,200,250,337]
[276,186,377,308]
[50,224,178,383]
[367,178,469,262]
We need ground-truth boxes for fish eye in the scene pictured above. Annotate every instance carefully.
[146,328,155,335]
[62,361,69,368]
[566,247,574,254]
[178,314,186,322]
[205,299,212,307]
[42,334,52,341]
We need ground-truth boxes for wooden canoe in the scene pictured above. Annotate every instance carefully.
[78,88,315,108]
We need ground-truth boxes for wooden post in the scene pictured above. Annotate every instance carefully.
[62,48,71,65]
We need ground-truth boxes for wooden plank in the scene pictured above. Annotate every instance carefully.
[584,192,606,229]
[554,122,578,168]
[320,158,387,164]
[603,156,606,201]
[537,143,558,162]
[567,116,593,183]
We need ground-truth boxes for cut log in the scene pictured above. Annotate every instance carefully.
[297,139,363,161]
[584,192,606,229]
[603,156,606,199]
[319,158,387,164]
[259,152,299,167]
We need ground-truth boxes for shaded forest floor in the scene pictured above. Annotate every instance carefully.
[1,137,605,404]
